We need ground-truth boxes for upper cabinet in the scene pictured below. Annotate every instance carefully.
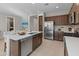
[69,3,79,25]
[45,15,69,25]
[75,12,79,24]
[38,16,43,31]
[69,12,75,25]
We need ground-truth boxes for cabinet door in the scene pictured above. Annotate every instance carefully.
[32,37,36,51]
[75,12,79,24]
[32,33,42,51]
[39,33,42,45]
[39,16,43,31]
[32,35,38,51]
[58,32,64,41]
[54,32,59,40]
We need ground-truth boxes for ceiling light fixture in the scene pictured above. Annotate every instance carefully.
[32,3,36,4]
[56,6,59,8]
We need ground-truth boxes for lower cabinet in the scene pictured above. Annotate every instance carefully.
[10,40,21,56]
[32,34,38,51]
[54,31,64,41]
[32,33,42,51]
[10,33,42,56]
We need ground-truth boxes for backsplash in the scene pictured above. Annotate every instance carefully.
[74,25,79,33]
[55,25,75,33]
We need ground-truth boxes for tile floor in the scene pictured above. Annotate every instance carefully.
[30,39,64,56]
[0,39,64,56]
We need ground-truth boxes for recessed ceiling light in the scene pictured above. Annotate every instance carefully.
[32,3,36,4]
[56,6,59,8]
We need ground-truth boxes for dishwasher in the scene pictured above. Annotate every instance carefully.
[21,37,32,56]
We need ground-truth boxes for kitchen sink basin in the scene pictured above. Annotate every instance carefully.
[28,32,37,34]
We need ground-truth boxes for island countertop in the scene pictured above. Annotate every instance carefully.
[3,31,41,41]
[64,36,79,56]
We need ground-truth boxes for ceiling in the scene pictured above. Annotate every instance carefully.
[0,3,73,17]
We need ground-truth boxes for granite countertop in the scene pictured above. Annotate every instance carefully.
[64,32,79,37]
[64,36,79,56]
[3,31,41,41]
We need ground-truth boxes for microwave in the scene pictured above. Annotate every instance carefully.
[69,12,75,25]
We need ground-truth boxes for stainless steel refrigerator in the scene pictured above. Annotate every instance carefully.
[44,21,54,40]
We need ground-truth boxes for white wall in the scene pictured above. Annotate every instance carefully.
[0,15,29,32]
[0,16,7,32]
[13,16,29,31]
[14,16,22,31]
[29,16,39,32]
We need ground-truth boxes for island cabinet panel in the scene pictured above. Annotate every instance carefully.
[64,40,68,56]
[38,33,42,45]
[32,34,38,51]
[10,33,42,56]
[10,40,21,56]
[32,33,42,51]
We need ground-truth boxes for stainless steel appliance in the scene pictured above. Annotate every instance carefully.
[44,21,54,40]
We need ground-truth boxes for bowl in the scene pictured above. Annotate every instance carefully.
[18,31,26,35]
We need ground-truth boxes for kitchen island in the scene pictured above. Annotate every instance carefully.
[64,36,79,56]
[4,31,42,56]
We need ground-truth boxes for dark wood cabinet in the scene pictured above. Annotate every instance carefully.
[32,34,38,51]
[54,31,64,41]
[32,33,42,51]
[69,3,79,25]
[45,15,69,25]
[38,33,42,45]
[38,16,43,31]
[54,31,59,40]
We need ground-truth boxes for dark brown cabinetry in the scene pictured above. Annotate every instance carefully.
[38,16,43,31]
[45,15,69,25]
[32,33,42,51]
[32,34,38,51]
[69,3,79,25]
[54,31,64,41]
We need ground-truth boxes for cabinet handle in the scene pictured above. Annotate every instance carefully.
[4,42,6,52]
